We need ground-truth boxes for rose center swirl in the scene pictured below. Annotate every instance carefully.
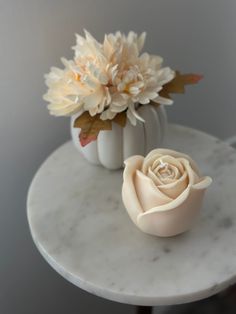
[151,159,182,183]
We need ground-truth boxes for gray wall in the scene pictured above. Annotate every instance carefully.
[1,1,235,313]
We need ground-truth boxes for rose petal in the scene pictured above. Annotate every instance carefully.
[134,170,172,211]
[152,155,185,176]
[178,158,200,185]
[142,153,162,174]
[146,155,187,194]
[158,171,189,198]
[156,164,181,182]
[154,163,181,184]
[122,156,144,225]
[193,176,212,189]
[147,167,163,185]
[143,149,200,176]
[137,186,207,237]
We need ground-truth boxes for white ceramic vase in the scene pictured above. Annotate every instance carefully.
[71,104,167,170]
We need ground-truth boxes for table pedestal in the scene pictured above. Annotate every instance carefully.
[137,306,152,314]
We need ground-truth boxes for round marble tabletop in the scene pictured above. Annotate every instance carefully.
[27,124,236,306]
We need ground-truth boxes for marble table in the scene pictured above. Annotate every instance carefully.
[27,124,236,308]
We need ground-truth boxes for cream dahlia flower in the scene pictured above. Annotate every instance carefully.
[43,30,175,125]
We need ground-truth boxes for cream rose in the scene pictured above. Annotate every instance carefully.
[122,149,212,237]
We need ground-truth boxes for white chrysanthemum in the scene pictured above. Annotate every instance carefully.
[44,30,175,125]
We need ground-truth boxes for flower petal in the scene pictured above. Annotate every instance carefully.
[142,153,162,174]
[100,108,117,120]
[122,156,144,225]
[147,167,163,185]
[137,32,146,52]
[134,170,172,211]
[178,158,199,185]
[137,185,207,237]
[153,96,173,105]
[143,149,200,176]
[83,88,104,110]
[158,171,188,198]
[193,176,212,190]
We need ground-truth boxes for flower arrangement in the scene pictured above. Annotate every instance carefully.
[44,30,202,147]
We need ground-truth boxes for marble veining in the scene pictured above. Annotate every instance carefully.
[27,124,236,306]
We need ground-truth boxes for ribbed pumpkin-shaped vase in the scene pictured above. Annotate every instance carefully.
[71,104,167,170]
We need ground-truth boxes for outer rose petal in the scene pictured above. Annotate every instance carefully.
[137,176,212,237]
[193,176,212,190]
[134,170,172,211]
[122,156,144,225]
